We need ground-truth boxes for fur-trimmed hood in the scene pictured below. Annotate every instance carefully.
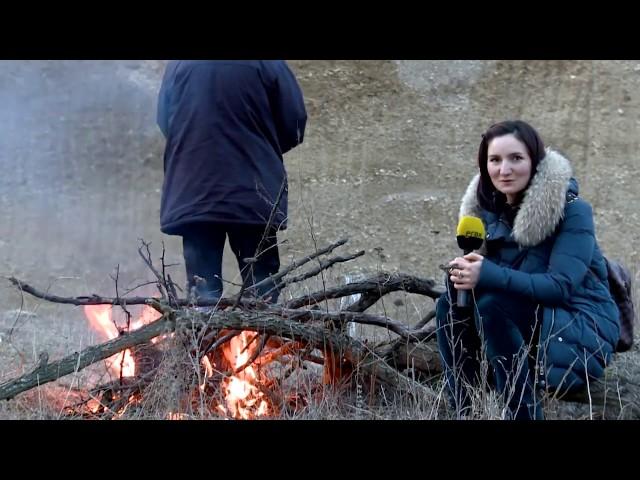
[459,149,574,247]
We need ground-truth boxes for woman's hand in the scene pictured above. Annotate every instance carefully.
[449,252,484,290]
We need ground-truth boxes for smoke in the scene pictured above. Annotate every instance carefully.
[0,60,180,300]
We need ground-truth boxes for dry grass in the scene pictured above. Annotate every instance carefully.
[1,328,638,420]
[1,245,638,421]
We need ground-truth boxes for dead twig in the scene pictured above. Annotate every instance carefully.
[138,240,168,300]
[251,237,349,293]
[271,250,366,294]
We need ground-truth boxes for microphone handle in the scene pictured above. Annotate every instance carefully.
[458,289,470,307]
[457,248,472,308]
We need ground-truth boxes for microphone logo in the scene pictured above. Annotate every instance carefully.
[456,216,485,254]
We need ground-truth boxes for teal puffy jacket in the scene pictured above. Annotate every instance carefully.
[459,149,620,392]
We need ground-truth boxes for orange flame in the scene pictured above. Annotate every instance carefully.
[217,331,269,419]
[167,412,189,420]
[200,356,213,392]
[83,304,162,378]
[138,305,164,343]
[84,304,135,377]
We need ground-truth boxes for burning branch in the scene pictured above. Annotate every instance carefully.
[0,313,174,401]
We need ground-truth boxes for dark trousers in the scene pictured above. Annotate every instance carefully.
[435,284,544,420]
[182,223,281,303]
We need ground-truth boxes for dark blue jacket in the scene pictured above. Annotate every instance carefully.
[157,60,307,235]
[459,150,620,393]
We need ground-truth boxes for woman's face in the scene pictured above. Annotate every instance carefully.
[487,133,533,204]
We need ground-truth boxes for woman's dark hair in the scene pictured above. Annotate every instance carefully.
[477,120,546,212]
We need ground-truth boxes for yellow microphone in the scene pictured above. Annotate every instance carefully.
[455,216,485,307]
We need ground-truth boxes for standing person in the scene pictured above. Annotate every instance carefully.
[157,60,307,303]
[436,120,620,420]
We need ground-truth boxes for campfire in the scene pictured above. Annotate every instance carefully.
[3,238,636,419]
[216,331,270,419]
[0,238,446,420]
[81,304,276,420]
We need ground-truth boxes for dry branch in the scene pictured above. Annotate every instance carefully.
[5,277,250,310]
[277,307,433,341]
[0,308,435,401]
[285,272,445,309]
[251,237,349,292]
[271,250,366,292]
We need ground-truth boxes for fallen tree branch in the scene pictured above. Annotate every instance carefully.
[7,270,444,318]
[278,307,431,342]
[0,309,435,401]
[414,309,437,331]
[4,277,250,310]
[203,330,241,355]
[285,272,445,309]
[374,338,441,377]
[551,364,640,418]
